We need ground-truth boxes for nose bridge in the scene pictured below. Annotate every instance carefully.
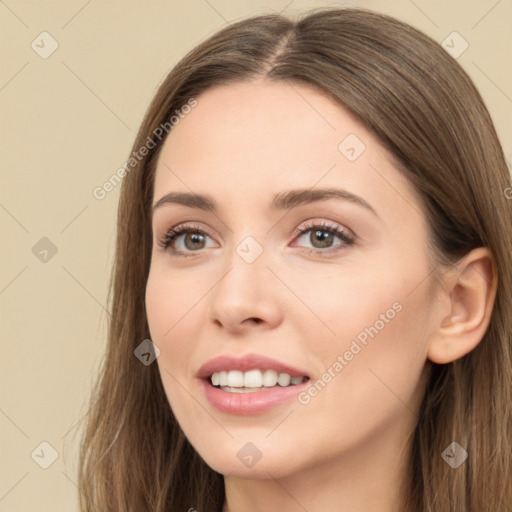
[214,236,266,307]
[207,232,281,329]
[218,215,268,289]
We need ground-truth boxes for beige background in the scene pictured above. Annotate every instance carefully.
[1,0,510,510]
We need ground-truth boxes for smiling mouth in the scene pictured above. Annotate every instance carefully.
[210,369,309,393]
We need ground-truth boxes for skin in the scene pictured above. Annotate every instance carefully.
[145,79,496,512]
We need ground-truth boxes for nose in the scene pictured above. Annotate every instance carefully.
[207,250,283,334]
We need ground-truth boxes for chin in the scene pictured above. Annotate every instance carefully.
[191,439,297,479]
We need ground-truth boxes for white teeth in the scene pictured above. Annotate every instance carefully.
[227,370,244,387]
[277,373,291,386]
[210,369,307,389]
[244,369,263,388]
[262,369,278,387]
[221,386,261,393]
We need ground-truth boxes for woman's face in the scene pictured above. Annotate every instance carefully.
[146,79,439,478]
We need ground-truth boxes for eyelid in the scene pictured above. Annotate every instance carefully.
[291,219,354,241]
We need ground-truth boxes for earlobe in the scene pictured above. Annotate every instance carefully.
[427,247,497,365]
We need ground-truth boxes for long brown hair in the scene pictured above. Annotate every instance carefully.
[78,7,512,511]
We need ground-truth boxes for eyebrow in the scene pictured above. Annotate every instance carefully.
[152,187,378,217]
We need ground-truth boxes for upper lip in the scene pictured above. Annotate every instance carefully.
[197,354,310,380]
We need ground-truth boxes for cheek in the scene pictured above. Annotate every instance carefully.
[297,258,432,435]
[145,266,205,385]
[296,250,429,353]
[145,268,210,432]
[145,263,206,341]
[295,245,432,398]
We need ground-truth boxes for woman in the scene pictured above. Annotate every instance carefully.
[78,7,512,511]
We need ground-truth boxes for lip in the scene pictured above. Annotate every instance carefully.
[197,354,310,415]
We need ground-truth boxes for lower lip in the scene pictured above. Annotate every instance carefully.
[200,378,309,415]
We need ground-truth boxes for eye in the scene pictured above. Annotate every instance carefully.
[158,220,355,258]
[158,223,216,257]
[292,221,355,254]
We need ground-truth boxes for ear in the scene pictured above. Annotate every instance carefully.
[427,247,498,364]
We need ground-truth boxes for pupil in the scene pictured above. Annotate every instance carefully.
[185,232,205,250]
[312,229,332,248]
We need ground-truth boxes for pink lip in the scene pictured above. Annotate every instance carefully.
[197,354,310,415]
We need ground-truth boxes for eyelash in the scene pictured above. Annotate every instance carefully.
[157,221,355,258]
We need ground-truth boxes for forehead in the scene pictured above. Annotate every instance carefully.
[156,79,362,171]
[152,79,421,222]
